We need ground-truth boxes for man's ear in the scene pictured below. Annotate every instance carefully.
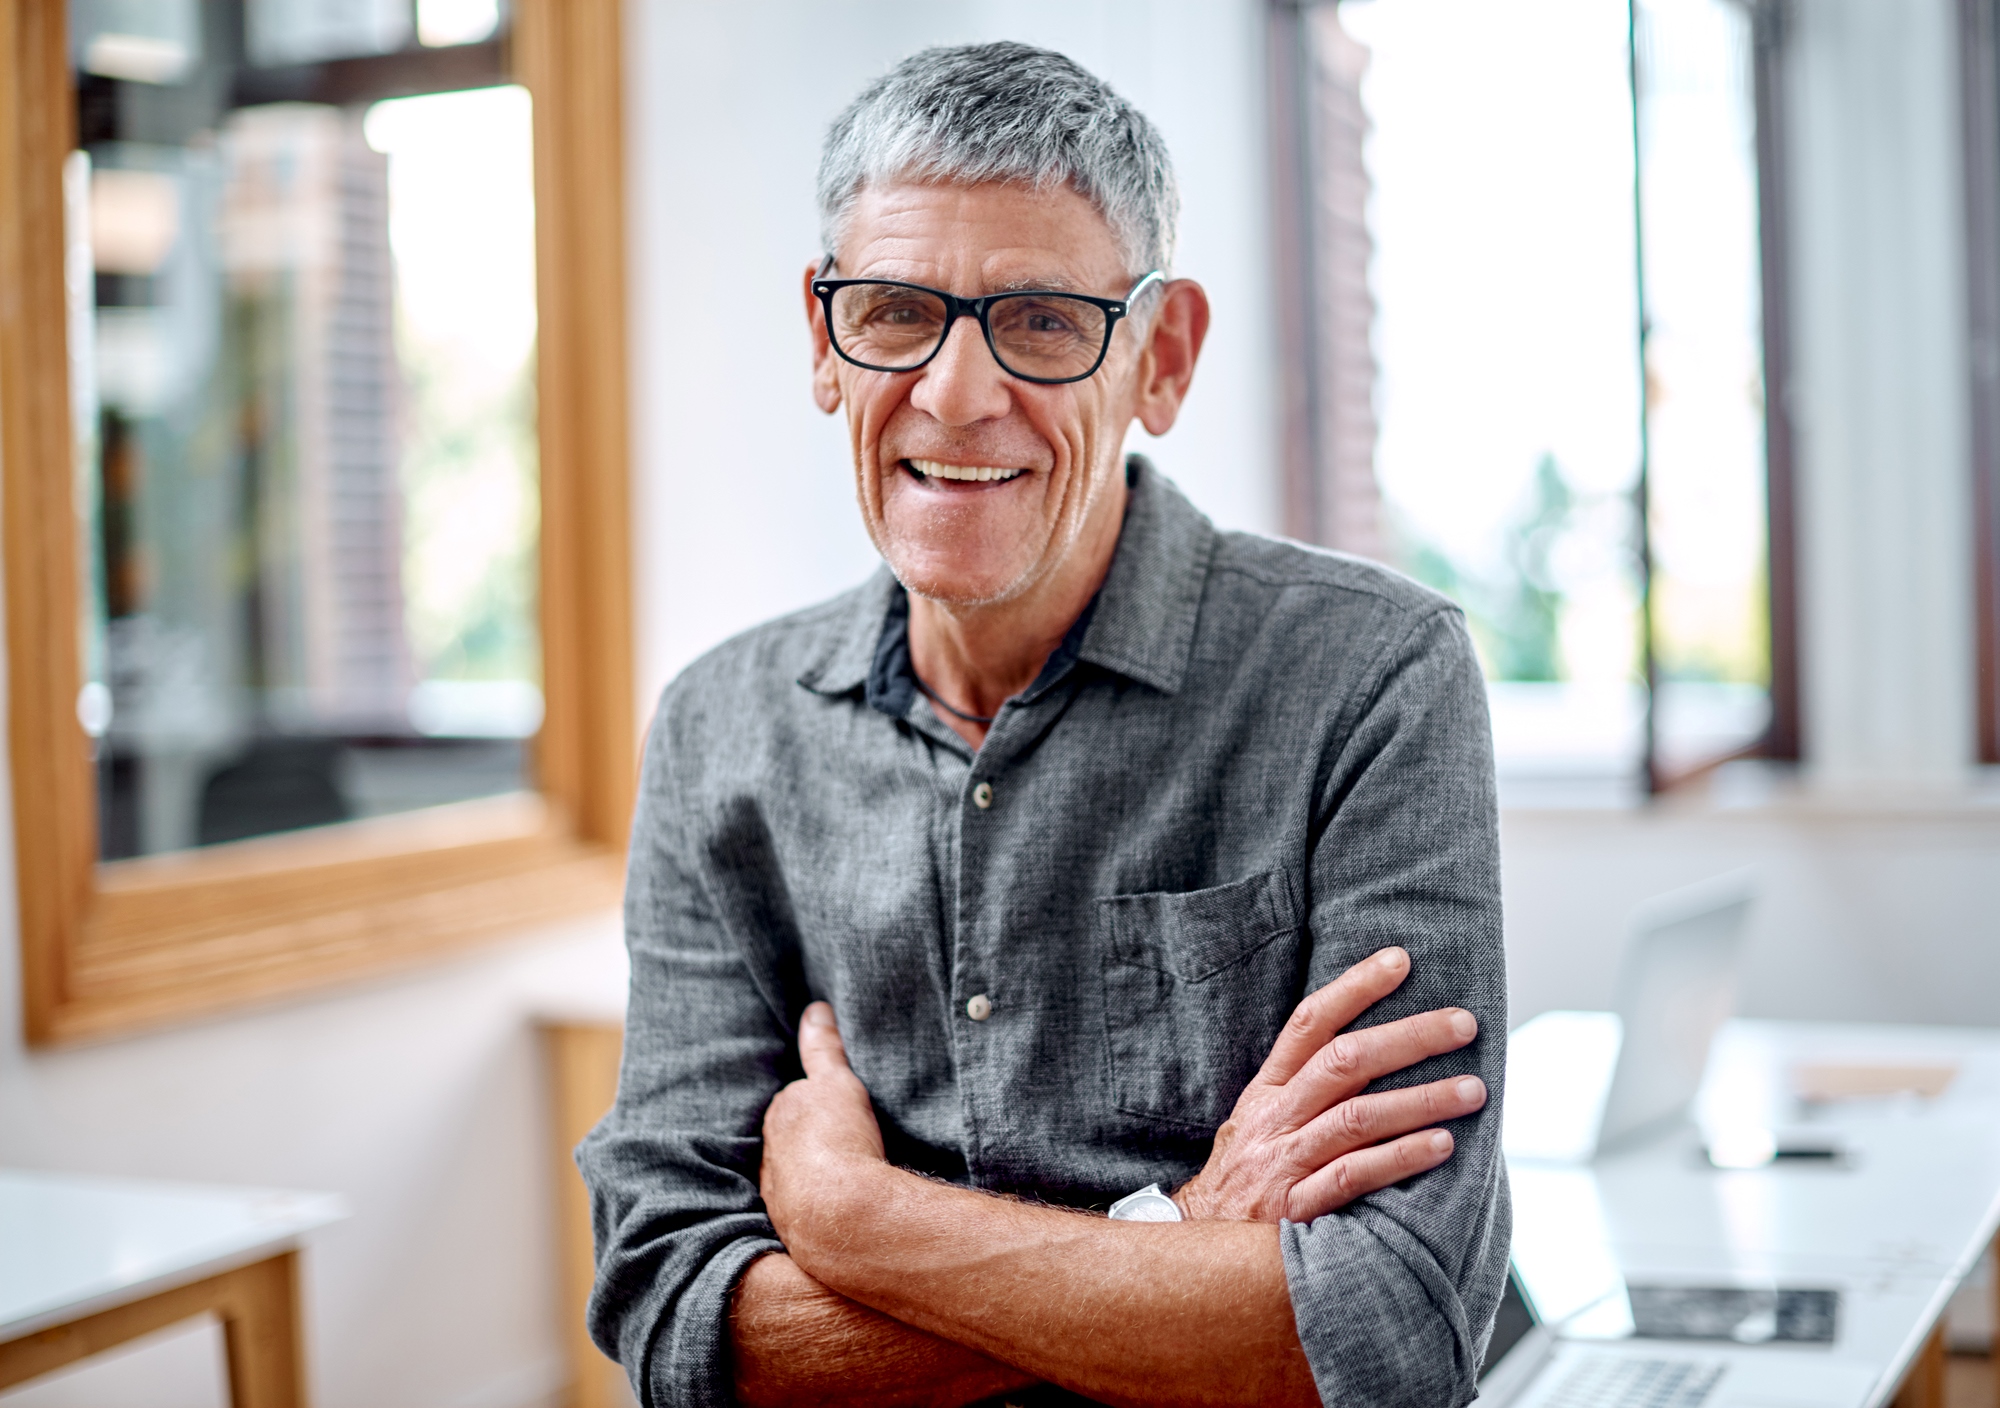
[1133,280,1210,437]
[804,261,842,414]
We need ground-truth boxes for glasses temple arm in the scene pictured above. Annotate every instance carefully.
[1123,270,1167,306]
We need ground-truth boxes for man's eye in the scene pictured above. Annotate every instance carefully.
[866,300,937,327]
[997,299,1091,340]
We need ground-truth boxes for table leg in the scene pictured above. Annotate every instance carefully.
[219,1250,306,1408]
[0,1251,307,1403]
[1891,1323,1947,1408]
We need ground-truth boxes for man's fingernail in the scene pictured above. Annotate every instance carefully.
[1450,1011,1477,1039]
[805,1004,830,1027]
[1456,1077,1484,1102]
[1379,948,1407,968]
[1431,1131,1454,1153]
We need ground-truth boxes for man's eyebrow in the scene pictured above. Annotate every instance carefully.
[990,274,1084,293]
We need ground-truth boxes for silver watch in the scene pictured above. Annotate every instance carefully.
[1107,1183,1183,1222]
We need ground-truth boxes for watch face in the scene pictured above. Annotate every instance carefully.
[1107,1186,1182,1222]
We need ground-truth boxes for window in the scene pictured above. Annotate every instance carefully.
[1632,0,1786,782]
[1273,0,1797,798]
[1,0,634,1043]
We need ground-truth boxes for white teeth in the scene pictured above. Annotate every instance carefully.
[908,458,1025,483]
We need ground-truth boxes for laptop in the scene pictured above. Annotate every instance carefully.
[1505,871,1757,1163]
[1489,874,1884,1407]
[1477,1268,1879,1408]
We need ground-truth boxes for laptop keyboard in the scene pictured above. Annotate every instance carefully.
[1538,1354,1727,1408]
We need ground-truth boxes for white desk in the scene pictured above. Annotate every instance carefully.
[1507,1020,2000,1408]
[0,1170,345,1404]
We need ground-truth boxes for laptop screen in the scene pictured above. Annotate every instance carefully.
[1481,1268,1540,1380]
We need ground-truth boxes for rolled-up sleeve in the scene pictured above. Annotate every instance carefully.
[1281,606,1511,1408]
[575,690,794,1408]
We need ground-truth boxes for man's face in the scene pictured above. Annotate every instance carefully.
[808,181,1147,607]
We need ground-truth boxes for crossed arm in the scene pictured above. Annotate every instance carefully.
[732,946,1490,1408]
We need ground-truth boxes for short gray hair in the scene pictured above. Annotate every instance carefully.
[817,42,1180,278]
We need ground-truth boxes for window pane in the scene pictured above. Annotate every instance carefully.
[70,0,540,860]
[1634,0,1773,775]
[416,0,500,48]
[1342,0,1647,800]
[244,0,411,68]
[1339,0,1771,798]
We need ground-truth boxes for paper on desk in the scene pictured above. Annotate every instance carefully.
[1790,1062,1958,1102]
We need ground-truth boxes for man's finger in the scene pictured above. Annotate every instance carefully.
[1291,1075,1486,1166]
[1257,947,1411,1086]
[797,1000,852,1078]
[1284,1006,1477,1120]
[1284,1128,1458,1222]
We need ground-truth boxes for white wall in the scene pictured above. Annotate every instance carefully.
[627,0,1281,703]
[1787,0,1976,787]
[1503,801,2000,1028]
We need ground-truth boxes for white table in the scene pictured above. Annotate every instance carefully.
[0,1170,345,1404]
[1507,1020,2000,1408]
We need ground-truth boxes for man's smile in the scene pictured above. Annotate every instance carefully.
[900,457,1031,486]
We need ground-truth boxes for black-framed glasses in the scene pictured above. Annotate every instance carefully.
[812,261,1166,385]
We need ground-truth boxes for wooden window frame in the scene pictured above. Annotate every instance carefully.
[1264,1,1382,559]
[1651,0,1802,788]
[0,0,635,1045]
[1964,0,2000,764]
[1747,0,1802,768]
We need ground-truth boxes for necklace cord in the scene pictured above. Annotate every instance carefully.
[914,674,999,726]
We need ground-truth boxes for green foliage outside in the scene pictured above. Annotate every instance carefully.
[397,338,541,685]
[1398,453,1574,682]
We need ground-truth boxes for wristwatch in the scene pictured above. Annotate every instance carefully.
[1107,1183,1183,1222]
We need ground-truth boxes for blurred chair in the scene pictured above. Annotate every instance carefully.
[539,1017,629,1408]
[1890,1325,1945,1408]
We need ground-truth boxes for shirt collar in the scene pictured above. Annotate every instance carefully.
[1072,454,1213,696]
[796,454,1215,700]
[795,569,899,698]
[863,582,1101,720]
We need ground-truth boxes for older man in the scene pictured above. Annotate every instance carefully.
[581,41,1508,1408]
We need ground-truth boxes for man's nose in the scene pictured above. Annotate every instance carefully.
[908,313,1013,426]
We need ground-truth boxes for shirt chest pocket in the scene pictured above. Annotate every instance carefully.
[1098,869,1306,1129]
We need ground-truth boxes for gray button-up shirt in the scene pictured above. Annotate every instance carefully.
[580,459,1511,1408]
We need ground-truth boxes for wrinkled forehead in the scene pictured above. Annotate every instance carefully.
[834,177,1132,290]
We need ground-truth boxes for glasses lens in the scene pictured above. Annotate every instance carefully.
[986,294,1110,381]
[828,283,949,370]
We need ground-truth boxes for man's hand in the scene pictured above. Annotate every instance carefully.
[762,949,1485,1238]
[747,960,1485,1408]
[760,1001,888,1251]
[745,1006,1042,1407]
[1173,945,1486,1223]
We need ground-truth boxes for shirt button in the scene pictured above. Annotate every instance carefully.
[972,782,994,810]
[966,993,993,1021]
